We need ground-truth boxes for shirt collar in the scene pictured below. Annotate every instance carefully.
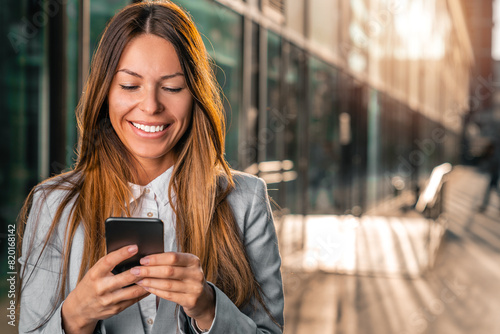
[128,165,174,206]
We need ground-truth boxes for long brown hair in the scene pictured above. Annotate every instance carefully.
[18,0,270,328]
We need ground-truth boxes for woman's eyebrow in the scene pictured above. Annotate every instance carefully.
[160,72,184,80]
[117,68,142,78]
[116,68,184,80]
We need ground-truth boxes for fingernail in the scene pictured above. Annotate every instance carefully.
[131,267,140,275]
[137,280,143,285]
[128,245,138,253]
[140,257,149,265]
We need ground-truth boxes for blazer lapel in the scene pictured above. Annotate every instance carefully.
[101,302,146,334]
[152,299,184,334]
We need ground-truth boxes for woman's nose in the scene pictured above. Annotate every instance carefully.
[138,87,162,114]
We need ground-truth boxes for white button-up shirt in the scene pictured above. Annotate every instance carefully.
[128,166,212,334]
[128,167,177,334]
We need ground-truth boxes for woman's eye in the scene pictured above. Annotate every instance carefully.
[119,85,139,91]
[162,87,183,93]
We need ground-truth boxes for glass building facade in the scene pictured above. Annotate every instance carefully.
[0,0,472,315]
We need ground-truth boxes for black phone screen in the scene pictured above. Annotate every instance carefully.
[105,217,164,274]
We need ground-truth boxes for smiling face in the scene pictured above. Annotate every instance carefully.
[108,34,193,178]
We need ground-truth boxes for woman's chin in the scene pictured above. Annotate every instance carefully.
[130,150,173,164]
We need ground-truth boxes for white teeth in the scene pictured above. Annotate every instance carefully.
[132,122,166,133]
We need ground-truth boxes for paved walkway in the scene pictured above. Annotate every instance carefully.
[280,166,500,334]
[280,214,438,277]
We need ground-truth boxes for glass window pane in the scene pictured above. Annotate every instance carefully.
[283,44,303,213]
[89,0,131,59]
[66,0,80,167]
[1,0,47,309]
[308,57,341,213]
[174,0,243,168]
[265,31,282,162]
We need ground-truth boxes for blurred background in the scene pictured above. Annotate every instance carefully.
[1,0,500,333]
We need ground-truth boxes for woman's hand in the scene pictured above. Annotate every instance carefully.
[132,252,216,330]
[61,245,150,334]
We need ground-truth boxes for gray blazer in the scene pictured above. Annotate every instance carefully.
[19,172,284,333]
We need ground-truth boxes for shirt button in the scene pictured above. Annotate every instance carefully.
[147,212,153,217]
[147,318,154,325]
[144,188,150,194]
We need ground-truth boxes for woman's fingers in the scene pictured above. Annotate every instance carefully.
[107,284,150,305]
[136,277,201,294]
[87,244,143,291]
[131,251,215,326]
[96,244,138,275]
[140,252,200,267]
[94,288,150,319]
[108,268,145,290]
[134,288,189,306]
[131,264,201,281]
[61,245,152,332]
[136,280,213,315]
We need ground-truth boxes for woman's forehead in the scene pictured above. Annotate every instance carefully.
[116,34,183,78]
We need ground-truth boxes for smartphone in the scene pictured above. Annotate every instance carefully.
[105,217,164,274]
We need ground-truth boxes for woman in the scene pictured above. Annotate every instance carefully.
[18,1,284,333]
